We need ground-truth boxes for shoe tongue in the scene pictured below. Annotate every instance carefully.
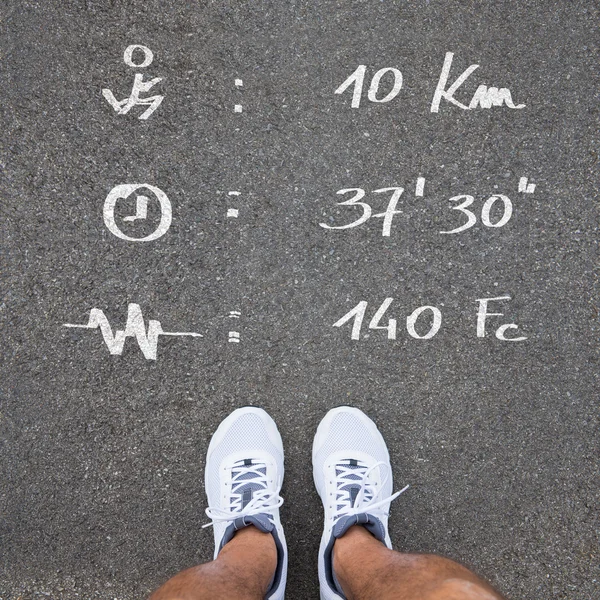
[232,459,266,508]
[336,460,370,511]
[339,459,362,477]
[332,513,387,543]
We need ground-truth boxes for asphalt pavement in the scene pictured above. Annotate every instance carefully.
[1,1,598,598]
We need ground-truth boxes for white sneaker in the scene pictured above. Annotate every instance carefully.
[312,406,409,600]
[203,407,287,599]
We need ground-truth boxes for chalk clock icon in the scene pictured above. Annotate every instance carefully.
[103,183,172,241]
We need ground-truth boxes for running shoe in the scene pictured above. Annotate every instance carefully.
[204,407,287,599]
[312,406,408,600]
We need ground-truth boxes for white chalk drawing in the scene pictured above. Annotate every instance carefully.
[440,194,513,234]
[123,194,149,222]
[102,45,164,120]
[319,187,404,237]
[475,296,527,341]
[227,311,241,342]
[103,183,172,242]
[518,177,536,194]
[431,52,525,113]
[334,298,441,341]
[335,55,525,115]
[406,306,443,340]
[63,303,203,360]
[320,179,521,237]
[234,78,243,112]
[334,297,526,341]
[227,191,240,218]
[124,45,154,68]
[233,79,244,112]
[336,65,403,108]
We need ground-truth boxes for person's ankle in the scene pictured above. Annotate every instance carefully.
[335,523,383,550]
[333,525,386,588]
[220,525,278,577]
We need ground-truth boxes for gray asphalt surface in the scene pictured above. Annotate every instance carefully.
[1,1,598,598]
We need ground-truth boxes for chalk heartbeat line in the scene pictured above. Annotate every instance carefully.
[63,303,202,360]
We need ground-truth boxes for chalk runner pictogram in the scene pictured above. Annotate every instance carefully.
[102,45,164,120]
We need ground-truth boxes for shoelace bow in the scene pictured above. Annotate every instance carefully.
[334,460,409,520]
[203,461,283,528]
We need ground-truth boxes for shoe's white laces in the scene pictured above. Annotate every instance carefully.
[335,460,409,520]
[203,461,283,528]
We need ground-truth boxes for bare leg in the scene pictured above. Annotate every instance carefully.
[334,526,507,600]
[148,526,277,600]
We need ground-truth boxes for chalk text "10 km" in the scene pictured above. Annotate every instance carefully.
[335,53,525,113]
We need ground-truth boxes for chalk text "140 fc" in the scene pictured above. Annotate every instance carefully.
[334,296,527,341]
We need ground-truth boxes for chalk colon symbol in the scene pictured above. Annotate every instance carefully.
[228,311,241,343]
